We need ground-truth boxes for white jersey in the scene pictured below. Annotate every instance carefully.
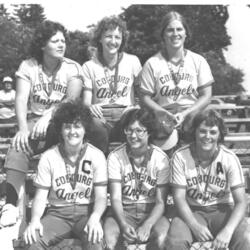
[0,89,16,119]
[34,143,108,206]
[139,50,214,113]
[108,143,170,204]
[82,52,142,106]
[15,57,83,116]
[171,144,245,207]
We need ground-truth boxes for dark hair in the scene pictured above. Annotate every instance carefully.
[190,109,227,143]
[51,99,93,143]
[122,108,155,138]
[91,15,128,54]
[159,11,191,43]
[30,20,67,63]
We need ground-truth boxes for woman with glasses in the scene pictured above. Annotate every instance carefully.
[82,15,142,154]
[139,11,213,150]
[166,109,250,250]
[103,108,170,250]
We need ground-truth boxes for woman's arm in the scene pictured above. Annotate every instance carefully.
[13,77,32,154]
[137,185,168,242]
[23,188,49,244]
[110,182,137,243]
[213,187,247,249]
[84,185,107,244]
[173,187,214,242]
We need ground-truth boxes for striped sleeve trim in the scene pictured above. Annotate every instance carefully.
[170,183,187,189]
[93,181,108,186]
[139,88,154,97]
[156,183,168,188]
[109,179,122,183]
[34,183,50,190]
[231,183,245,191]
[197,80,214,90]
[83,87,93,91]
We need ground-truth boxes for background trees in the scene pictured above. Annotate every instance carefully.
[0,4,245,95]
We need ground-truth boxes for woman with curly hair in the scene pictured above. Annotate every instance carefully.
[82,15,142,154]
[23,100,107,249]
[0,20,83,234]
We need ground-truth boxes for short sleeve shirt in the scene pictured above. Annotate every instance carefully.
[139,50,214,113]
[34,143,108,206]
[170,144,245,207]
[0,89,16,119]
[108,143,170,204]
[15,57,83,116]
[82,52,142,106]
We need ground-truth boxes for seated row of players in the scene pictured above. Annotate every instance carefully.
[2,100,250,250]
[0,10,249,250]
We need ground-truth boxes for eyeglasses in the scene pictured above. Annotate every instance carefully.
[124,128,147,137]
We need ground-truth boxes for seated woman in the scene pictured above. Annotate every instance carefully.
[23,100,107,249]
[166,109,250,250]
[82,15,142,154]
[104,108,170,250]
[0,20,83,230]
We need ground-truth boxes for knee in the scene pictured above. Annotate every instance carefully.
[241,227,250,246]
[104,231,120,250]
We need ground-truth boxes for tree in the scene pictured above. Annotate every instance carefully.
[121,4,245,94]
[13,4,46,29]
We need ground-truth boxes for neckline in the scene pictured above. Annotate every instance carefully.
[98,52,123,70]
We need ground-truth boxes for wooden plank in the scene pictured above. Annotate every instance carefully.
[224,118,250,124]
[0,123,17,129]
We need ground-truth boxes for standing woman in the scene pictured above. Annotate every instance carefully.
[23,100,107,249]
[167,109,250,250]
[139,11,213,151]
[0,21,83,228]
[104,108,170,250]
[82,15,142,154]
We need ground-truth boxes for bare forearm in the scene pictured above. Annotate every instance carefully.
[15,97,28,131]
[30,196,47,223]
[143,202,164,228]
[112,199,127,228]
[91,197,107,221]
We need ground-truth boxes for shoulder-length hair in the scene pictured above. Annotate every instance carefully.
[91,15,129,54]
[29,20,67,63]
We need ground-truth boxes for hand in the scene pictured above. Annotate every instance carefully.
[190,223,214,242]
[30,114,51,140]
[12,130,33,155]
[121,223,138,244]
[136,222,152,243]
[89,104,103,118]
[84,215,103,244]
[23,220,43,245]
[212,228,232,250]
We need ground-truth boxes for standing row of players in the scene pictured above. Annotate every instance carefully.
[0,10,249,250]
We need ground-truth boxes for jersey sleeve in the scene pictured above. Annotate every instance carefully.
[15,60,33,83]
[170,152,187,188]
[66,60,84,84]
[34,152,52,189]
[107,152,122,183]
[227,154,245,190]
[82,62,93,91]
[92,149,108,186]
[133,56,142,79]
[197,56,214,89]
[156,154,170,186]
[139,59,156,96]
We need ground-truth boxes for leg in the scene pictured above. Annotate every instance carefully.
[103,216,121,250]
[87,117,110,154]
[146,216,170,250]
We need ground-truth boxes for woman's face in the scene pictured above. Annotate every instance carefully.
[195,121,220,152]
[163,19,186,50]
[100,27,122,56]
[125,120,149,150]
[61,121,85,148]
[42,31,66,60]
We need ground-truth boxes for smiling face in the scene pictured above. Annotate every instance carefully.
[61,120,85,148]
[125,120,149,150]
[42,31,66,60]
[163,19,186,50]
[100,27,122,56]
[195,121,220,153]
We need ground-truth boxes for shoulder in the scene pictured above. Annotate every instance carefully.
[19,58,38,69]
[151,144,169,159]
[108,143,127,160]
[40,145,60,160]
[172,143,191,160]
[85,142,106,158]
[218,144,239,158]
[61,57,81,68]
[122,52,140,62]
[186,50,208,63]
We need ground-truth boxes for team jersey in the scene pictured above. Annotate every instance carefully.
[82,52,142,106]
[170,143,245,207]
[139,50,214,113]
[108,143,170,204]
[0,89,16,119]
[15,57,83,116]
[34,143,108,206]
